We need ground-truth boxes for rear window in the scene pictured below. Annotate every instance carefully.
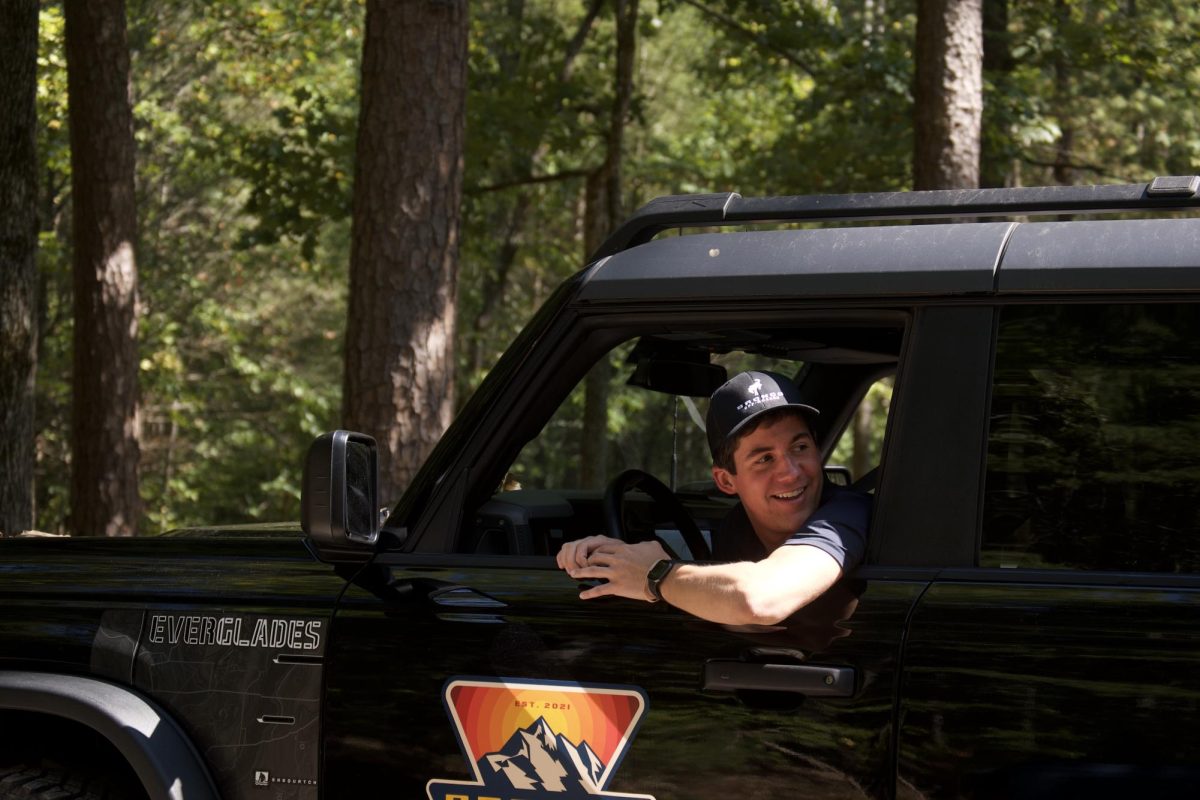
[982,303,1200,573]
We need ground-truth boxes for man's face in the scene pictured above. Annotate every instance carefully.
[712,413,823,548]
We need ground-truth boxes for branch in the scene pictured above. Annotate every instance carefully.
[676,0,818,78]
[560,0,605,85]
[470,168,594,194]
[1020,155,1120,180]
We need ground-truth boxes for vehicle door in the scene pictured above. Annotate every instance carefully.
[896,299,1200,798]
[320,299,1000,800]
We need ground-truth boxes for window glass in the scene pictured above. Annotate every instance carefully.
[830,377,893,485]
[983,303,1200,572]
[509,341,797,493]
[467,323,901,558]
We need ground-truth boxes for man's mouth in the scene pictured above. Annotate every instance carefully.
[772,487,806,501]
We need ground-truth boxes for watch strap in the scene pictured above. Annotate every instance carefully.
[646,559,678,603]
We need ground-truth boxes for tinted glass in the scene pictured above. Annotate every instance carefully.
[509,340,799,493]
[983,303,1200,572]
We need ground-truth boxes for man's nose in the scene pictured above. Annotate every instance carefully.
[777,453,805,478]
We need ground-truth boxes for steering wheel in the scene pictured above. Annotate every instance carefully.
[602,469,712,561]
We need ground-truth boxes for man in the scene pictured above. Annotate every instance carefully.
[556,371,869,626]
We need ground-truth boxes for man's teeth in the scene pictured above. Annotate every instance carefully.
[773,488,804,499]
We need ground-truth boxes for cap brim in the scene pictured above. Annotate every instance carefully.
[722,402,821,446]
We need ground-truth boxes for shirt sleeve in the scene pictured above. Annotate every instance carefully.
[782,488,870,570]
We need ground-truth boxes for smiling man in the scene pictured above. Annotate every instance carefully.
[556,371,870,626]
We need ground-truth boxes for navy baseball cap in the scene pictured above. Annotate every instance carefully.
[705,370,820,459]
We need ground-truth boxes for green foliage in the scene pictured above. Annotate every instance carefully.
[987,0,1200,184]
[35,0,359,533]
[30,0,1200,533]
[33,3,73,531]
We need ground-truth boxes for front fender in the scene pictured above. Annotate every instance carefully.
[0,670,219,800]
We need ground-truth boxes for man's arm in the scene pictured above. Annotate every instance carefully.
[558,535,843,626]
[658,545,843,625]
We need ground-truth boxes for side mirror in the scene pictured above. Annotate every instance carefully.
[824,465,852,487]
[301,430,380,548]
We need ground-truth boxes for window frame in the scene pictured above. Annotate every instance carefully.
[395,304,914,561]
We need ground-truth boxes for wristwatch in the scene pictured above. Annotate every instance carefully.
[645,559,679,603]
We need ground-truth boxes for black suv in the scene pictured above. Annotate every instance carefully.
[4,178,1200,800]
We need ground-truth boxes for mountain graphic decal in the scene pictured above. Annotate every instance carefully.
[479,716,604,795]
[426,677,655,800]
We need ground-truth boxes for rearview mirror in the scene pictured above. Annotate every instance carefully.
[626,359,727,397]
[624,338,728,397]
[301,430,380,547]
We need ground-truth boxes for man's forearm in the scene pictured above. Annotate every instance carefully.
[660,545,843,626]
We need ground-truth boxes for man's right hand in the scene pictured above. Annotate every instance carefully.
[555,535,623,572]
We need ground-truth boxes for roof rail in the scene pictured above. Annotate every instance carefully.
[592,176,1200,261]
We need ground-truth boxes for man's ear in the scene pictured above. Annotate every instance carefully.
[712,465,738,496]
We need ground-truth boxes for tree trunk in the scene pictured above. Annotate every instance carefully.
[980,0,1014,188]
[579,173,612,488]
[466,0,604,381]
[0,0,40,537]
[851,391,874,482]
[1052,0,1074,186]
[343,0,469,500]
[579,0,638,486]
[913,0,984,190]
[64,0,141,537]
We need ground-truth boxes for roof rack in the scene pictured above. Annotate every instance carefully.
[592,176,1200,260]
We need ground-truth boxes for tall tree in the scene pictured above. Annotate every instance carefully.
[1050,0,1074,186]
[0,0,40,536]
[913,0,984,189]
[64,0,141,536]
[579,0,638,487]
[343,0,469,499]
[980,0,1017,188]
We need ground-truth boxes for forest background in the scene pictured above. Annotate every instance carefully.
[3,0,1200,536]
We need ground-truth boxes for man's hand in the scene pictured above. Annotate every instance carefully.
[556,536,671,602]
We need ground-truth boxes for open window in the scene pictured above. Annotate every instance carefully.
[458,318,904,560]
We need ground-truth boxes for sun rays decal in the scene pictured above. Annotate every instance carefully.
[426,677,655,800]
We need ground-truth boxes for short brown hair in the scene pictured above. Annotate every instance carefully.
[712,407,818,473]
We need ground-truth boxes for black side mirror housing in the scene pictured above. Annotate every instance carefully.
[301,430,380,549]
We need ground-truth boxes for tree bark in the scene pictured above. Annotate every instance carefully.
[579,173,612,488]
[851,391,874,482]
[980,0,1015,188]
[913,0,984,190]
[579,0,638,486]
[343,0,469,499]
[1051,0,1075,186]
[0,0,40,536]
[466,0,605,380]
[65,0,141,536]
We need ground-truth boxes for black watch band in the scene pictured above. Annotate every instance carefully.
[645,559,678,603]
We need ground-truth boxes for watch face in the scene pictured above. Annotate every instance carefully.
[648,559,674,581]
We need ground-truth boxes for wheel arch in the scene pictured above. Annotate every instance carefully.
[0,671,219,800]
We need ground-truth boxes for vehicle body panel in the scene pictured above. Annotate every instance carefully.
[897,578,1200,798]
[0,536,343,800]
[323,558,926,800]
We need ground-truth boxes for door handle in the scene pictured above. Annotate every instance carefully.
[428,585,507,608]
[703,660,854,697]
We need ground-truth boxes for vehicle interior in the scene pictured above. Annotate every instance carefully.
[459,318,905,561]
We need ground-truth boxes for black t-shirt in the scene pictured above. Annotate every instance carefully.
[710,484,870,569]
